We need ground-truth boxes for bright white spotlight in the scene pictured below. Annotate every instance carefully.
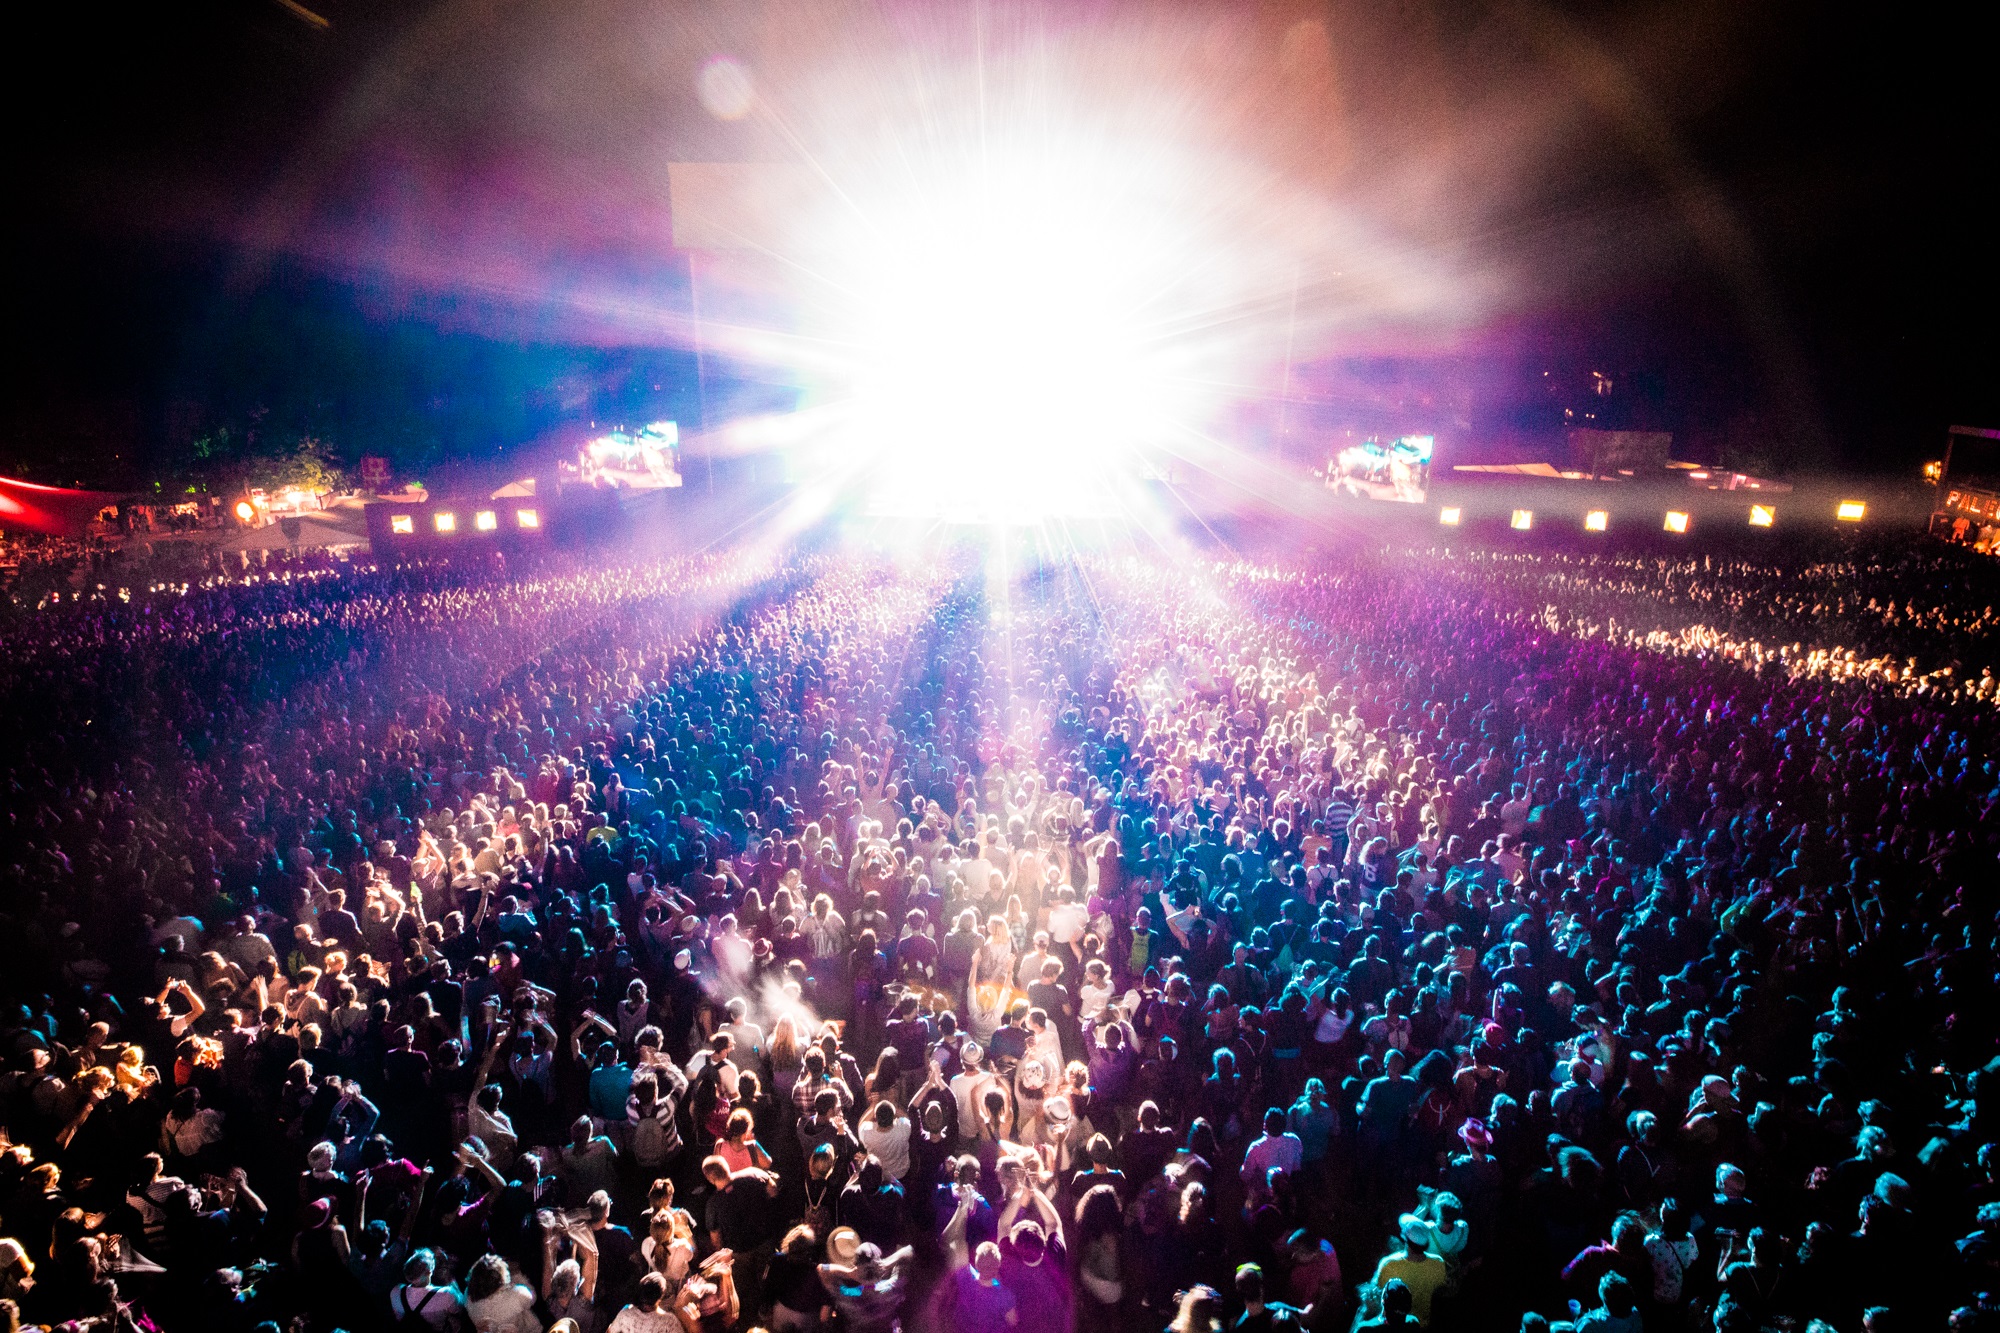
[834,148,1220,521]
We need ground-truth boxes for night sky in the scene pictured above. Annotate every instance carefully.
[3,0,1992,488]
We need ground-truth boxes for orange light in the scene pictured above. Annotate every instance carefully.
[1584,510,1608,532]
[516,508,541,529]
[474,510,499,531]
[233,500,256,523]
[1836,500,1866,522]
[389,514,415,534]
[1510,509,1533,531]
[1663,511,1689,533]
[1748,505,1775,527]
[434,512,457,532]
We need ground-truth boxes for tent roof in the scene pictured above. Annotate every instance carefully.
[0,475,132,536]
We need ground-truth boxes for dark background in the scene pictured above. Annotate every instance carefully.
[2,0,1991,489]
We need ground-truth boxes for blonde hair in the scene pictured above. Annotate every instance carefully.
[769,1015,805,1070]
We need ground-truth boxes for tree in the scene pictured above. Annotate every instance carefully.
[252,437,345,494]
[158,425,346,497]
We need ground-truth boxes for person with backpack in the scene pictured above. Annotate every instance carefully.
[389,1247,466,1330]
[626,1070,682,1181]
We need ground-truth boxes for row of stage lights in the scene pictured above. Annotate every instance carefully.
[387,508,542,535]
[1438,500,1867,532]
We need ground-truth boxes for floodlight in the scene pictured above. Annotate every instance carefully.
[434,512,457,533]
[1663,511,1689,533]
[1748,505,1774,527]
[1836,500,1866,522]
[1584,510,1608,532]
[1510,509,1533,531]
[516,509,541,529]
[819,144,1235,520]
[1439,507,1461,526]
[474,510,499,531]
[390,514,415,534]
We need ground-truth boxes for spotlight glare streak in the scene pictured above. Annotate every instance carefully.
[818,140,1233,522]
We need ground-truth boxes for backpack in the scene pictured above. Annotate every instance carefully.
[633,1104,680,1167]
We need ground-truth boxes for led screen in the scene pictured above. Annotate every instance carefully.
[1327,434,1433,503]
[575,422,683,490]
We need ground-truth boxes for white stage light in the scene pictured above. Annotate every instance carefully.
[828,148,1220,521]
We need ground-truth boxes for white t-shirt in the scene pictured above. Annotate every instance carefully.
[1049,902,1087,945]
[467,1284,543,1333]
[1015,949,1054,989]
[860,1115,914,1180]
[950,1071,993,1138]
[641,1233,696,1285]
[390,1282,465,1329]
[1314,1005,1353,1044]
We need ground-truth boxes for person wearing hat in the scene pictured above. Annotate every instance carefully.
[949,1044,997,1139]
[819,1234,915,1333]
[1443,1118,1502,1252]
[1372,1216,1449,1327]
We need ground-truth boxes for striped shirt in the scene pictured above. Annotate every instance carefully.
[1324,794,1356,839]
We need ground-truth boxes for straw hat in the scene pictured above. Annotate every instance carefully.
[827,1226,862,1266]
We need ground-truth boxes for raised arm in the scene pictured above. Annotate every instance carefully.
[454,1140,507,1192]
[471,1027,507,1095]
[943,1189,975,1269]
[228,1166,268,1220]
[396,1169,431,1244]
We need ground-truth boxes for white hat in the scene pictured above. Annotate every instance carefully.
[827,1226,861,1266]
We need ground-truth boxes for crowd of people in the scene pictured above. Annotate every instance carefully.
[1418,543,2000,699]
[1,528,1997,1333]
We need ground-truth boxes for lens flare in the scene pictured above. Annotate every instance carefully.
[698,56,755,121]
[826,148,1219,520]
